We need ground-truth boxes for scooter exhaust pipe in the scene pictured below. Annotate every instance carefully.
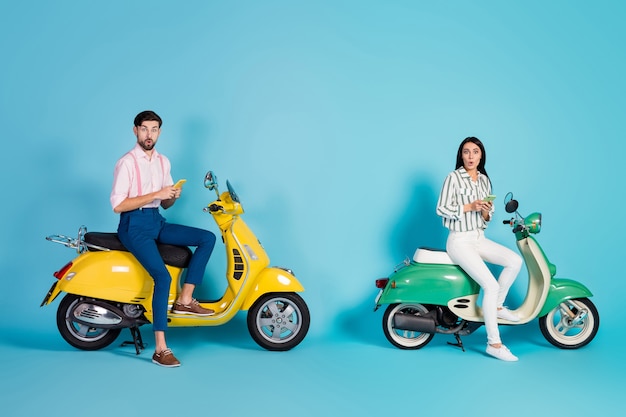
[393,312,437,334]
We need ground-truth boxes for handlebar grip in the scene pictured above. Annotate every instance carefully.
[208,204,223,212]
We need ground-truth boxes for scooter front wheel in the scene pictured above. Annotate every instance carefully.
[247,292,310,351]
[382,303,435,350]
[539,297,599,349]
[57,294,122,351]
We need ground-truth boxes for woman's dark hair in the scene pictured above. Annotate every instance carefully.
[134,110,162,127]
[455,136,488,178]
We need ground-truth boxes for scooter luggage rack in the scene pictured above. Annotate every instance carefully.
[394,257,411,272]
[46,226,110,254]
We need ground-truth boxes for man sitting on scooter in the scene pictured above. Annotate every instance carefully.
[110,110,216,368]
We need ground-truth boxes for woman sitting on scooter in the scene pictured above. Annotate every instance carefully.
[436,136,523,362]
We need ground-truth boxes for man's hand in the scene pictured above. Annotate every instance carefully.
[157,186,181,201]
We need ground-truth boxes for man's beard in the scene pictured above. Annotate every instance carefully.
[139,140,154,151]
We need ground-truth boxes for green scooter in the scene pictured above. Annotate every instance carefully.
[373,193,599,351]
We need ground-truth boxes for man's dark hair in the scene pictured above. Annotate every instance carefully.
[134,110,162,127]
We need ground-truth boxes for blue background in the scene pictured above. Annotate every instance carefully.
[1,1,624,415]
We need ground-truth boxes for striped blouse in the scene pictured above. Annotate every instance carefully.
[436,167,494,232]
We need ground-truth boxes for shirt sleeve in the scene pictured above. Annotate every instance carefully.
[436,172,463,220]
[110,157,133,211]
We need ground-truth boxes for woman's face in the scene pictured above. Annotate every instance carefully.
[461,141,482,171]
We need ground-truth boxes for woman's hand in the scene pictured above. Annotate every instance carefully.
[464,200,492,221]
[466,199,491,212]
[480,201,492,221]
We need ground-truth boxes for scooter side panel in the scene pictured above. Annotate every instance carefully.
[538,278,594,317]
[378,263,480,305]
[241,267,305,310]
[53,251,175,304]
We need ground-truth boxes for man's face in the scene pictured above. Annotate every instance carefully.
[134,120,161,151]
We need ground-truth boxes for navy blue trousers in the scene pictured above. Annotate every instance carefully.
[117,208,216,331]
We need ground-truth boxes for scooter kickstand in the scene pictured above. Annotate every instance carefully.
[121,326,146,355]
[447,334,465,352]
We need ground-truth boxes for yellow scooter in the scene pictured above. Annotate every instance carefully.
[41,171,310,353]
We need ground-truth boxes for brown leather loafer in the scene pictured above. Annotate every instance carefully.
[172,299,215,316]
[152,349,181,367]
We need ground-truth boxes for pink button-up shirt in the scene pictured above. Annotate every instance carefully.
[110,143,173,210]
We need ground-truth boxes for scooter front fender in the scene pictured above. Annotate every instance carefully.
[241,267,305,310]
[378,262,480,306]
[539,278,594,317]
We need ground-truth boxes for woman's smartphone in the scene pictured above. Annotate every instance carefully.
[483,195,496,202]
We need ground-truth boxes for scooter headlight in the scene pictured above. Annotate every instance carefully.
[525,212,541,234]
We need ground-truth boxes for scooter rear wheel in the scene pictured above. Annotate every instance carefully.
[57,294,122,351]
[247,292,310,351]
[382,303,435,349]
[538,297,599,349]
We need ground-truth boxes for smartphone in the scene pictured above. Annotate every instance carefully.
[173,179,187,188]
[483,195,496,202]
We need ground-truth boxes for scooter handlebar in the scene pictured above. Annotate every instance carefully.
[204,204,223,213]
[503,218,523,233]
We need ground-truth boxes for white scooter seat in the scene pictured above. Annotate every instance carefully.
[413,248,456,265]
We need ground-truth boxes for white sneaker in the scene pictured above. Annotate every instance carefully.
[497,307,520,322]
[486,344,519,362]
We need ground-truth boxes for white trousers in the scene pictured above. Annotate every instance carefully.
[446,229,522,345]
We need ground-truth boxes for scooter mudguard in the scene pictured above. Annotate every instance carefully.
[41,280,63,306]
[377,262,480,306]
[45,251,179,304]
[241,267,305,310]
[538,278,594,317]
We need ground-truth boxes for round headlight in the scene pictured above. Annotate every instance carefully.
[526,212,542,233]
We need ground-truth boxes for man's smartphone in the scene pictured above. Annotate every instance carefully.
[483,195,496,202]
[173,179,187,188]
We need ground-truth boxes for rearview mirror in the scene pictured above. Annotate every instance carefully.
[204,171,217,190]
[504,192,519,213]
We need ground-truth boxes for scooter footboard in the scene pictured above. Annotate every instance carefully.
[538,278,594,317]
[241,267,305,310]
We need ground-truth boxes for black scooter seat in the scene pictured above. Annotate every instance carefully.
[84,232,192,268]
